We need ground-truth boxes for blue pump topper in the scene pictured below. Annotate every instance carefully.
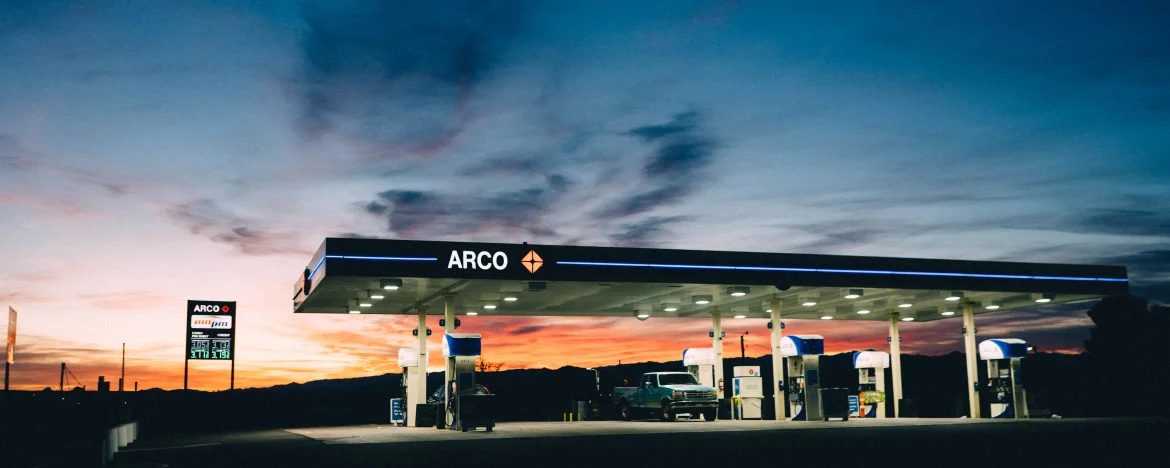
[443,333,482,357]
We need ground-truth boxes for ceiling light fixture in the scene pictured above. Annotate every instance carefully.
[368,290,385,300]
[941,310,956,316]
[944,291,964,301]
[1033,293,1054,303]
[483,301,499,310]
[503,293,520,302]
[818,310,833,320]
[734,314,747,319]
[799,294,817,307]
[726,286,750,297]
[842,289,864,299]
[380,279,403,291]
[897,297,913,308]
[692,295,713,305]
[986,301,1002,310]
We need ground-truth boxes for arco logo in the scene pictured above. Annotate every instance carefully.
[447,250,508,270]
[192,304,229,313]
[522,250,543,274]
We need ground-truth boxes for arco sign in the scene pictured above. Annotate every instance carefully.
[447,250,509,271]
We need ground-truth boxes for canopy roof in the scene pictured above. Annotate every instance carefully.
[292,238,1128,323]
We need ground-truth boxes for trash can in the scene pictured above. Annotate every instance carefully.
[415,403,435,427]
[820,388,850,420]
[899,398,919,418]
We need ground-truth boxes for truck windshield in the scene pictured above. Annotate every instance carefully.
[658,374,699,385]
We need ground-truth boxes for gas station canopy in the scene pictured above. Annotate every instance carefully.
[292,238,1128,322]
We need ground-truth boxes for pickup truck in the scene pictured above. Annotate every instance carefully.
[613,372,719,421]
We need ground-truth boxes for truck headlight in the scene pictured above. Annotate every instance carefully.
[672,391,684,399]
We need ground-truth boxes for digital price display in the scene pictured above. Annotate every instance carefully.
[186,300,235,361]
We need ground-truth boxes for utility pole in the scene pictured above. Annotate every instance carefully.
[120,343,125,392]
[60,363,65,391]
[740,331,749,359]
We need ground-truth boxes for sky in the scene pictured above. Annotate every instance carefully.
[1,0,1168,391]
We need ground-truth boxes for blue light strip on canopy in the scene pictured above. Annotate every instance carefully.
[555,261,1127,283]
[308,255,438,281]
[326,255,438,262]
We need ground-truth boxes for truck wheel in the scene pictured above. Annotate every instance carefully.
[701,409,717,421]
[660,402,676,422]
[619,401,632,421]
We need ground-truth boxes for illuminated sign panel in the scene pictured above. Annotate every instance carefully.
[186,300,235,360]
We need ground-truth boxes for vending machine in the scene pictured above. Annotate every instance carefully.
[732,366,764,419]
[780,335,825,421]
[683,348,717,388]
[853,351,889,418]
[979,338,1028,419]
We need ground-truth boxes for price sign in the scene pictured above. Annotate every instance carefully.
[186,300,235,361]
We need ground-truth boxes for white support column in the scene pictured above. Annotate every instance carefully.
[769,299,785,420]
[442,294,456,426]
[962,302,980,418]
[888,313,903,418]
[411,305,429,427]
[712,311,725,399]
[875,367,887,418]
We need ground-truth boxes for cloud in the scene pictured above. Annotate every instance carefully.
[0,291,53,304]
[1075,208,1170,238]
[509,325,548,335]
[0,133,141,198]
[362,174,571,239]
[596,112,717,219]
[627,111,698,142]
[610,216,689,247]
[164,199,310,256]
[1098,249,1170,303]
[0,190,93,219]
[290,0,528,154]
[792,220,891,253]
[81,291,174,311]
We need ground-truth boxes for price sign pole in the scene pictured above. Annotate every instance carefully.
[185,300,236,391]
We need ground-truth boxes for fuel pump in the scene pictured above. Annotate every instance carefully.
[979,338,1028,419]
[683,348,717,387]
[732,366,764,419]
[396,347,420,427]
[853,351,889,418]
[780,335,825,421]
[442,333,494,432]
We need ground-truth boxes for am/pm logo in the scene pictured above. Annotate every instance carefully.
[191,315,233,329]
